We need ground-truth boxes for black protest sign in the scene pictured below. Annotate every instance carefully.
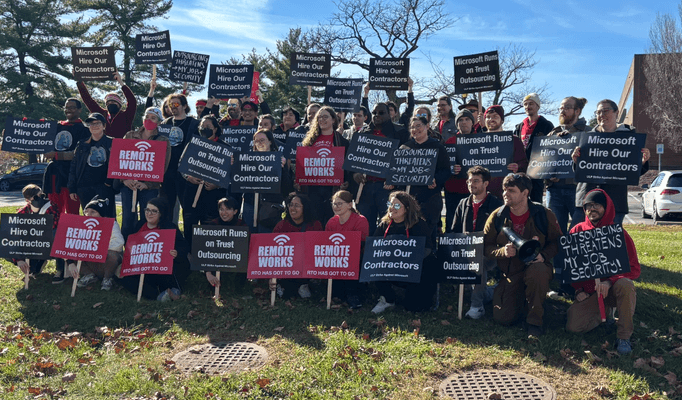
[2,117,57,154]
[386,148,438,186]
[559,224,630,283]
[289,52,331,86]
[135,30,172,64]
[191,225,249,272]
[222,126,256,153]
[453,51,501,94]
[445,143,458,175]
[437,233,484,283]
[454,131,513,178]
[527,134,580,179]
[283,130,306,160]
[324,78,363,112]
[177,136,233,187]
[231,152,282,193]
[369,58,409,90]
[273,128,295,143]
[169,51,210,84]
[575,132,646,186]
[71,47,116,81]
[0,214,54,259]
[359,235,425,283]
[343,134,399,178]
[207,65,254,99]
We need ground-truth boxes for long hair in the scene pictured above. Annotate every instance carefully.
[379,191,422,229]
[302,106,338,147]
[284,193,317,224]
[201,115,221,138]
[253,129,279,152]
[146,197,171,226]
[438,95,456,120]
[332,190,357,214]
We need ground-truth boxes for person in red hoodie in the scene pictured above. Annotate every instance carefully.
[76,71,137,139]
[566,189,640,355]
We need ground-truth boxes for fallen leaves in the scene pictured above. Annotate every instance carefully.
[532,352,547,363]
[256,378,270,388]
[56,337,78,351]
[92,302,103,309]
[62,372,76,383]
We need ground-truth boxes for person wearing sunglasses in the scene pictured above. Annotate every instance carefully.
[76,70,137,139]
[361,77,414,130]
[412,106,441,141]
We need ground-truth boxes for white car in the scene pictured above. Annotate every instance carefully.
[641,171,682,221]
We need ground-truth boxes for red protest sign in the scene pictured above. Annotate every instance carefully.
[120,229,176,277]
[50,214,114,263]
[295,146,345,185]
[249,71,260,104]
[107,139,167,182]
[247,233,306,279]
[303,231,361,280]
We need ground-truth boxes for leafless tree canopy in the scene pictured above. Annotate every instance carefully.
[644,4,682,152]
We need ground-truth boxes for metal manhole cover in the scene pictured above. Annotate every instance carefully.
[440,370,556,400]
[172,342,268,375]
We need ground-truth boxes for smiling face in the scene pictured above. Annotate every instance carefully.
[596,103,617,131]
[467,174,488,196]
[241,106,257,123]
[258,118,273,132]
[387,197,406,223]
[437,99,451,118]
[64,100,80,122]
[283,110,297,128]
[485,111,502,132]
[253,132,271,152]
[502,185,528,208]
[559,98,578,125]
[410,119,429,143]
[316,109,334,132]
[331,197,352,217]
[219,204,238,222]
[372,104,390,127]
[585,202,605,225]
[87,120,104,138]
[145,204,160,227]
[288,196,304,223]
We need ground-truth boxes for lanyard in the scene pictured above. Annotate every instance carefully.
[384,220,409,238]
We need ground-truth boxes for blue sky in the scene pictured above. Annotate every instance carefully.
[150,0,678,128]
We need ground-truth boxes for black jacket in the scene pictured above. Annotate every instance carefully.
[450,193,503,233]
[356,120,410,145]
[513,115,555,160]
[400,137,450,205]
[67,134,114,193]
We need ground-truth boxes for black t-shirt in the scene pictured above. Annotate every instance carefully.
[79,136,109,187]
[163,116,198,173]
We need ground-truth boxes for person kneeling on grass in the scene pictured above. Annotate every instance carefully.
[67,196,124,291]
[565,189,640,355]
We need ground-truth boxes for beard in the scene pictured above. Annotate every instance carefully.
[559,113,574,125]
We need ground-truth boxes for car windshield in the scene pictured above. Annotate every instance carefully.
[667,175,682,187]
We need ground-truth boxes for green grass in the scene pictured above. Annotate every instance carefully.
[1,204,681,399]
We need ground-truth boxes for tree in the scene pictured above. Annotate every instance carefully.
[644,4,682,151]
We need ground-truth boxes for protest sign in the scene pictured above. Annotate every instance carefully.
[359,235,425,283]
[437,233,484,283]
[559,224,630,283]
[250,71,260,104]
[247,233,306,279]
[369,58,409,90]
[207,64,254,99]
[295,146,345,185]
[454,131,513,178]
[445,143,458,175]
[134,30,172,64]
[527,134,580,179]
[343,134,399,178]
[231,152,282,193]
[169,51,210,84]
[221,126,256,153]
[177,136,233,187]
[289,52,331,86]
[0,214,54,259]
[120,229,175,277]
[303,231,361,280]
[107,139,167,182]
[50,214,114,263]
[283,130,306,160]
[453,51,501,94]
[273,128,295,143]
[71,46,116,81]
[2,117,57,154]
[191,225,249,272]
[386,148,438,186]
[574,132,646,186]
[324,78,363,112]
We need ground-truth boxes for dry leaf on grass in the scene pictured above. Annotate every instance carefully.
[273,326,284,332]
[92,302,103,308]
[62,372,76,383]
[441,320,451,326]
[533,352,547,363]
[410,319,421,327]
[650,356,665,369]
[663,372,678,386]
[256,378,270,388]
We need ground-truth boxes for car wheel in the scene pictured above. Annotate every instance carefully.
[653,202,663,223]
[641,201,650,219]
[0,180,10,192]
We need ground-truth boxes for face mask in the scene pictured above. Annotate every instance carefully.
[200,128,214,138]
[143,119,158,130]
[107,104,120,115]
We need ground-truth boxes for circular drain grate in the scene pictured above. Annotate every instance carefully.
[440,369,556,400]
[172,342,268,375]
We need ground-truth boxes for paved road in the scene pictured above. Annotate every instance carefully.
[0,191,122,208]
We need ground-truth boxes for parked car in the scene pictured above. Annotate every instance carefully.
[641,170,682,221]
[0,163,47,192]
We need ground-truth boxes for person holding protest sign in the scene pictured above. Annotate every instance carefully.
[458,99,484,134]
[566,189,640,355]
[361,78,415,130]
[195,99,208,118]
[371,191,436,313]
[450,167,503,319]
[571,99,650,226]
[119,197,190,301]
[443,109,477,232]
[258,115,277,133]
[204,197,249,288]
[67,112,116,218]
[296,103,321,134]
[326,190,369,309]
[223,96,272,127]
[483,173,561,336]
[343,106,369,140]
[354,103,410,234]
[118,107,171,239]
[273,106,301,142]
[414,106,441,141]
[67,196,123,291]
[76,71,137,139]
[144,79,157,110]
[437,96,458,141]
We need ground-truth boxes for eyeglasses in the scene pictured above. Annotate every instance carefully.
[558,106,575,111]
[317,114,332,121]
[289,203,303,208]
[227,104,238,108]
[332,202,348,208]
[595,109,613,116]
[87,121,103,127]
[254,138,268,145]
[64,107,78,111]
[386,201,402,210]
[416,113,428,118]
[584,203,603,210]
[170,102,181,108]
[144,208,159,215]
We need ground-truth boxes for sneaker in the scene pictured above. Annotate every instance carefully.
[615,338,632,355]
[157,290,170,302]
[526,323,544,337]
[346,295,362,309]
[298,284,311,298]
[52,270,65,284]
[77,273,98,288]
[371,296,395,314]
[465,306,485,320]
[101,278,113,291]
[168,288,181,300]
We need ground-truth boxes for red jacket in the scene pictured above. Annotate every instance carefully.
[77,81,137,139]
[569,189,640,293]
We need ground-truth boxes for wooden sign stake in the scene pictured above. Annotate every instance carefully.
[192,183,203,208]
[270,278,277,306]
[24,258,30,290]
[326,279,333,310]
[70,260,82,297]
[214,271,220,299]
[131,189,137,212]
[253,193,259,227]
[137,273,145,302]
[458,283,464,320]
[596,278,606,322]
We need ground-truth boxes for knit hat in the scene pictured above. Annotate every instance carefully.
[104,92,124,106]
[145,107,163,121]
[523,93,541,108]
[484,105,505,121]
[85,195,110,218]
[455,109,475,127]
[458,99,479,110]
[583,190,607,210]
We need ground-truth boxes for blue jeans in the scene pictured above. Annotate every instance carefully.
[356,181,390,235]
[546,187,575,235]
[120,186,158,239]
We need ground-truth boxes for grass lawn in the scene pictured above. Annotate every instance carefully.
[0,204,680,399]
